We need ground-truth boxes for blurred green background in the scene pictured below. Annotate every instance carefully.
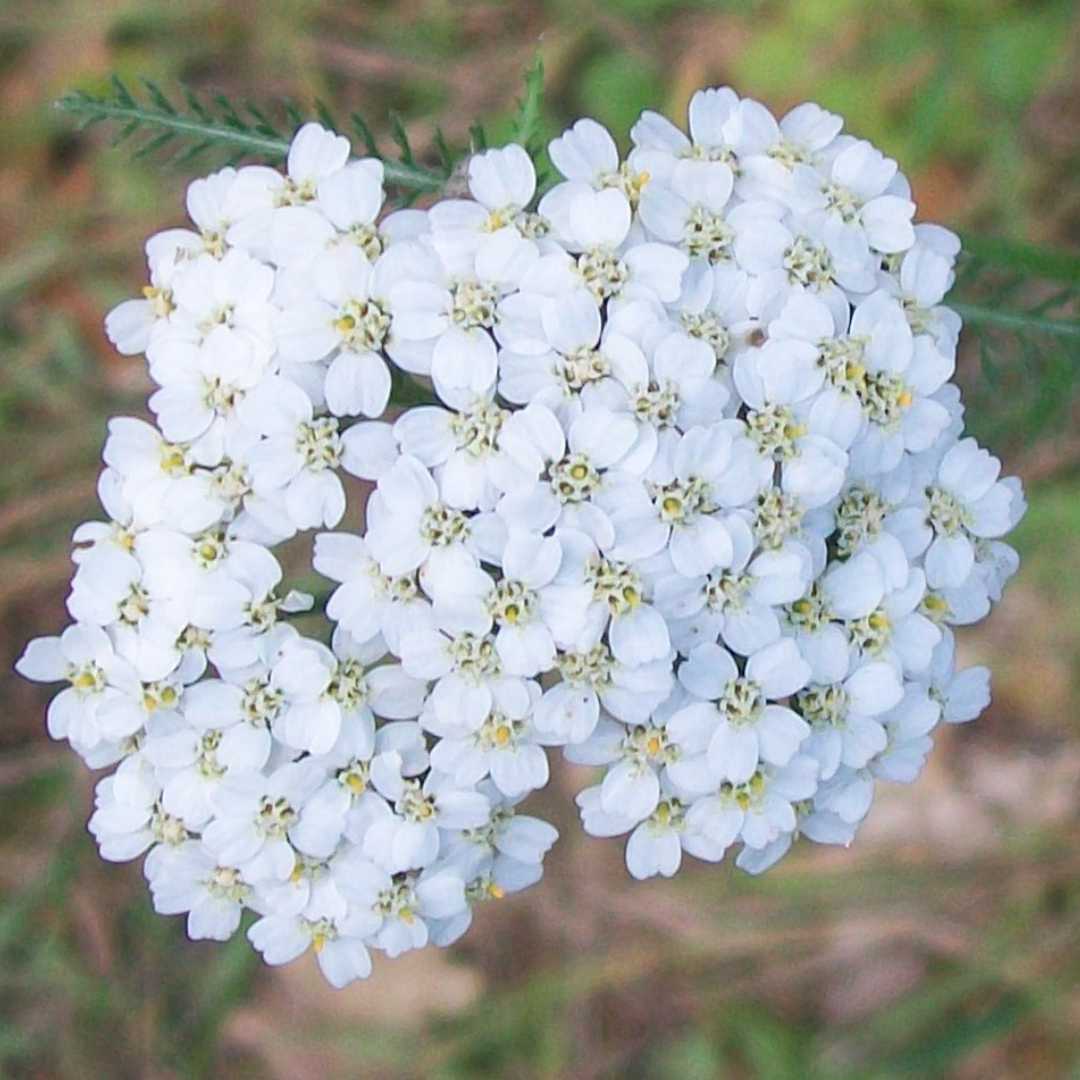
[3,1,1080,1077]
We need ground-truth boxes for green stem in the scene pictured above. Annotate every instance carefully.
[952,301,1080,341]
[959,234,1080,284]
[380,159,449,191]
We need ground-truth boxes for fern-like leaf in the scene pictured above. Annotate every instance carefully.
[511,52,545,160]
[55,75,454,199]
[955,234,1080,453]
[469,121,488,153]
[349,111,380,157]
[57,76,291,162]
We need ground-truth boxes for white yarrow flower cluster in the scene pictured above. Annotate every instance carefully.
[18,90,1024,984]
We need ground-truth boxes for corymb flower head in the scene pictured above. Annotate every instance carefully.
[17,94,1024,985]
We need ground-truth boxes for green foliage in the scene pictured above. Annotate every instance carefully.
[954,235,1080,452]
[511,52,546,161]
[56,73,453,199]
[577,47,663,141]
[57,74,292,162]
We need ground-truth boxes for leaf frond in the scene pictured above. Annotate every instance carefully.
[387,110,414,165]
[955,235,1080,451]
[55,77,291,163]
[349,111,379,157]
[55,74,455,199]
[469,121,488,153]
[511,51,545,158]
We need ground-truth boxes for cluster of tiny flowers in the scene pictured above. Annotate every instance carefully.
[18,87,1024,986]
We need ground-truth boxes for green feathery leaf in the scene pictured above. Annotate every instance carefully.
[140,77,177,117]
[55,74,453,198]
[349,111,380,158]
[314,98,337,133]
[433,125,454,173]
[954,234,1080,453]
[470,121,488,153]
[511,52,545,159]
[387,110,414,166]
[57,78,291,160]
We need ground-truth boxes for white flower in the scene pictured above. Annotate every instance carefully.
[105,233,193,356]
[317,158,386,250]
[653,526,810,656]
[788,138,915,290]
[225,122,352,257]
[548,119,634,193]
[602,421,767,575]
[796,659,905,780]
[313,531,432,652]
[916,438,1025,589]
[365,453,503,577]
[428,678,549,798]
[926,631,991,723]
[148,328,268,445]
[683,753,819,854]
[248,877,379,987]
[459,144,538,232]
[625,798,688,879]
[102,417,225,532]
[387,228,537,409]
[239,375,347,530]
[393,395,510,511]
[363,751,490,872]
[203,759,346,879]
[541,183,688,304]
[670,639,810,785]
[273,242,396,417]
[89,753,183,861]
[20,91,1026,985]
[148,841,250,941]
[495,402,644,548]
